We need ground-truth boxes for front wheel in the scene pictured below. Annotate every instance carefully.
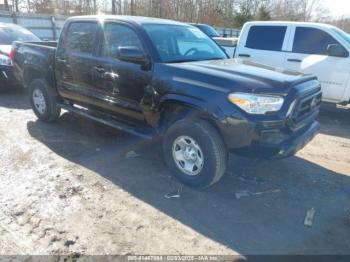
[29,79,61,122]
[163,119,228,189]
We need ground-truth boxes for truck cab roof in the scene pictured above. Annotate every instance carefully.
[67,15,187,26]
[244,21,338,30]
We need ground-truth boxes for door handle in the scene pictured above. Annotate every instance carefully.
[57,58,71,68]
[238,54,251,58]
[103,72,118,80]
[287,58,302,63]
[93,65,106,73]
[57,58,67,63]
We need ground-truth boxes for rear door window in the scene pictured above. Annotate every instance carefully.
[293,27,341,55]
[245,26,287,51]
[65,22,98,54]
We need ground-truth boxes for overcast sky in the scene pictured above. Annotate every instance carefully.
[324,0,350,18]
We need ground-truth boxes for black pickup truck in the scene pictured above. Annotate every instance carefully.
[13,15,321,188]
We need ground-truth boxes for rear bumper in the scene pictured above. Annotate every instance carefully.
[0,66,20,88]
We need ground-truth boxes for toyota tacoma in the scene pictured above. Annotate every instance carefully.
[12,16,321,188]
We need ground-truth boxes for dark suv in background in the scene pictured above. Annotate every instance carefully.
[0,23,40,90]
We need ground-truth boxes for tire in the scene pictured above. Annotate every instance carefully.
[163,119,228,189]
[29,78,61,122]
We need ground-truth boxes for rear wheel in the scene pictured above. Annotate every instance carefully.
[29,79,61,122]
[163,119,228,189]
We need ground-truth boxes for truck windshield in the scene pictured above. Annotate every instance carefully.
[0,25,40,45]
[331,27,350,45]
[143,24,226,63]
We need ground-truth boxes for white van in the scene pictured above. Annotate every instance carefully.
[234,21,350,105]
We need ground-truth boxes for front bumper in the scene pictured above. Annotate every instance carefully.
[238,121,320,159]
[271,121,319,158]
[225,121,320,159]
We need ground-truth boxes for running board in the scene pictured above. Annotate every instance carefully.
[57,102,154,140]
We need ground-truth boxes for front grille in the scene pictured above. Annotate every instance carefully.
[289,87,322,131]
[293,92,322,122]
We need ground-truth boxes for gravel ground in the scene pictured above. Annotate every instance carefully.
[0,90,349,256]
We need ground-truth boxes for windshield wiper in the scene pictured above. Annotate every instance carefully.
[200,57,226,61]
[166,57,225,63]
[166,59,199,63]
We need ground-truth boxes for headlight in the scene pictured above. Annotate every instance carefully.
[228,93,284,114]
[0,54,11,66]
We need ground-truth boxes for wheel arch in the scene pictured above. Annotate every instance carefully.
[23,65,54,89]
[157,94,226,139]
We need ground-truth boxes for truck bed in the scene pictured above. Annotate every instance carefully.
[12,41,57,88]
[20,41,58,47]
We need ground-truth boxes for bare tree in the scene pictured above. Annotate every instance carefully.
[271,0,329,22]
[9,0,335,30]
[13,0,19,12]
[4,0,10,11]
[112,0,116,14]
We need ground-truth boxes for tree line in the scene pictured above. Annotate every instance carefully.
[1,0,348,30]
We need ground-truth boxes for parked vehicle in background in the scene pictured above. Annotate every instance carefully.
[190,23,237,57]
[189,23,221,38]
[13,16,321,188]
[235,21,350,105]
[0,23,40,90]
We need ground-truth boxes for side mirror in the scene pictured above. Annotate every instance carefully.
[117,46,148,64]
[327,44,349,58]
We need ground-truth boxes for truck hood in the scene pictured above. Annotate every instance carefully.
[163,59,315,95]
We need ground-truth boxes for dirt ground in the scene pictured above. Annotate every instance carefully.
[0,89,349,256]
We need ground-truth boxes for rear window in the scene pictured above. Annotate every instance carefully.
[245,26,287,51]
[293,27,341,55]
[65,22,98,54]
[0,25,40,45]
